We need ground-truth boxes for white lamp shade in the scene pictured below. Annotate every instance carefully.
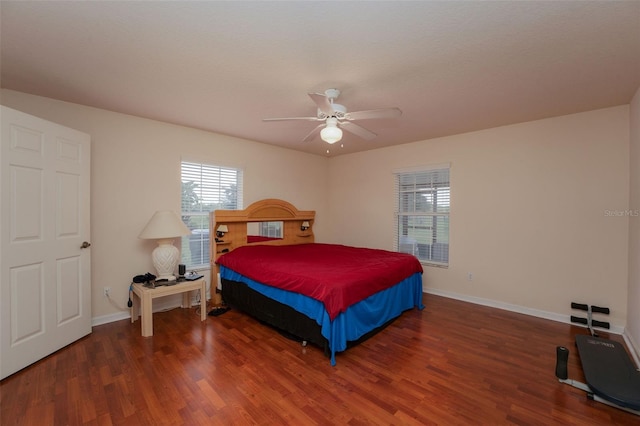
[139,210,191,239]
[139,210,191,281]
[321,118,343,144]
[217,224,229,233]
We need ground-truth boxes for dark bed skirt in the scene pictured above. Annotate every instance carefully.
[221,278,397,360]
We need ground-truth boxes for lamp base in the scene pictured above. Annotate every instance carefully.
[152,239,180,282]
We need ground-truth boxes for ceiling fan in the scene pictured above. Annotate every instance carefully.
[263,89,402,144]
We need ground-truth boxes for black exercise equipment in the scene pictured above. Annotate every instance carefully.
[569,302,610,337]
[555,302,640,416]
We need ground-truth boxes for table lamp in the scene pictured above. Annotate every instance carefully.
[138,210,191,281]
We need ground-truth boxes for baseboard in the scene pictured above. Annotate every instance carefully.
[91,293,204,328]
[623,329,640,369]
[424,288,639,364]
[426,288,564,327]
[424,288,626,334]
[92,311,131,327]
[91,285,639,366]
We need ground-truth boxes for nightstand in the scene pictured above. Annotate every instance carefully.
[130,278,207,337]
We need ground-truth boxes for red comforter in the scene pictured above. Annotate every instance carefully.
[216,243,423,319]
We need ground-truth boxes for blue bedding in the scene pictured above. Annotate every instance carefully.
[220,266,424,365]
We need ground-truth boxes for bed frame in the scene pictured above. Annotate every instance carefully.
[210,199,325,344]
[210,198,315,275]
[209,199,400,358]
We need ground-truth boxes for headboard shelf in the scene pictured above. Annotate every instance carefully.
[210,199,316,276]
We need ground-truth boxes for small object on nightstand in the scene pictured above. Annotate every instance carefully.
[184,272,203,281]
[133,272,156,283]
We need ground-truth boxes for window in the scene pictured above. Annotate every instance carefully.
[258,221,283,238]
[181,161,243,269]
[394,165,450,266]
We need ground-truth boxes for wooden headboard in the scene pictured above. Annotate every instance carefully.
[209,198,315,274]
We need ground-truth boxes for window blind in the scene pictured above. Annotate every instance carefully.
[394,166,450,267]
[180,161,243,269]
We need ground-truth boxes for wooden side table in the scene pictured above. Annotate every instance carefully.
[130,278,207,337]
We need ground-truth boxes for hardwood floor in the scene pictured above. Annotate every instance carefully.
[1,294,637,425]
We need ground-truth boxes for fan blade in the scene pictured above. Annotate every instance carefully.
[344,107,402,121]
[263,116,322,122]
[340,121,377,140]
[308,93,335,116]
[302,124,324,142]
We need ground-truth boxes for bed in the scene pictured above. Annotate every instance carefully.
[210,199,424,365]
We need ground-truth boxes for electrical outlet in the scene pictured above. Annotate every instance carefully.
[103,287,111,297]
[467,272,473,281]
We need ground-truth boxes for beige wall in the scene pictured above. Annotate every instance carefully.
[1,88,634,333]
[328,106,631,328]
[628,87,640,351]
[0,89,329,320]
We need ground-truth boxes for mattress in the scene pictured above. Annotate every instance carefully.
[217,243,424,364]
[216,243,423,319]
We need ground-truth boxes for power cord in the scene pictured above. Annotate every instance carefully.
[105,291,129,312]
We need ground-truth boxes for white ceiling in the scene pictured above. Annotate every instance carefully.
[1,1,639,157]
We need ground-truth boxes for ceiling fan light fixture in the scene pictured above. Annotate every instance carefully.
[321,118,342,144]
[263,88,401,146]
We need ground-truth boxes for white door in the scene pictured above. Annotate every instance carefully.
[1,106,91,379]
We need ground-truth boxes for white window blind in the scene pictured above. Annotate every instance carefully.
[258,221,283,238]
[394,166,450,267]
[180,161,243,269]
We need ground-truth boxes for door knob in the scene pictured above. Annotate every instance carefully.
[80,241,91,249]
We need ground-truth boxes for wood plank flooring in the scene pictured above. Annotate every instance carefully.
[1,294,637,425]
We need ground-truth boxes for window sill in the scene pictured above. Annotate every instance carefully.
[421,262,448,269]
